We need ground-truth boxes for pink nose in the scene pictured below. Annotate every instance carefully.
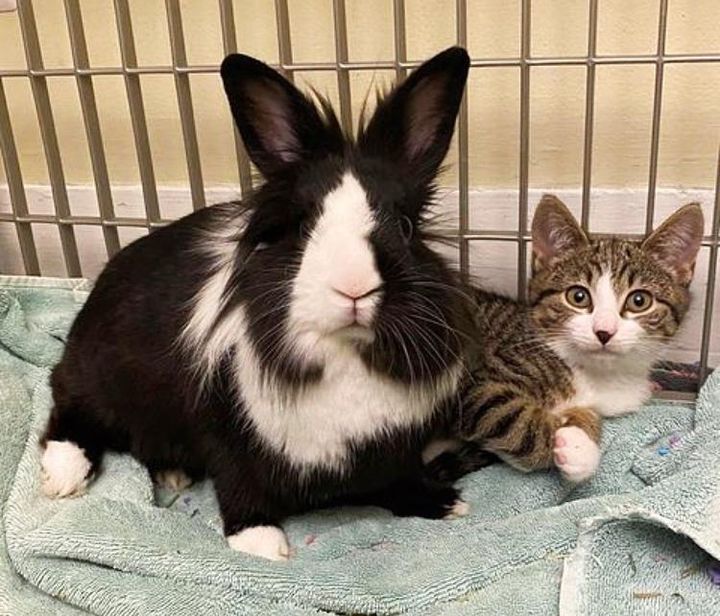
[332,283,381,301]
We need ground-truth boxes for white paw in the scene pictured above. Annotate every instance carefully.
[40,440,92,498]
[154,469,193,492]
[444,499,470,519]
[227,526,290,561]
[553,426,600,483]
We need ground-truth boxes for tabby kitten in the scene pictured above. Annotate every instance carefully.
[428,195,703,483]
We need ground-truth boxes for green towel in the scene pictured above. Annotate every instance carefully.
[1,275,720,615]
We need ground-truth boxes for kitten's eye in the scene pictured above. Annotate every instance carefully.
[565,286,592,310]
[625,290,653,313]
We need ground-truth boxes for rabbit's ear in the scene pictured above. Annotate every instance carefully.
[358,47,470,186]
[221,54,343,177]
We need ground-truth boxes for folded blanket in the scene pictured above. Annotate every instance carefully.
[2,275,720,615]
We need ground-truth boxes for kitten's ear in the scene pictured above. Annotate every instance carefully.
[221,54,343,177]
[642,203,704,286]
[531,195,588,270]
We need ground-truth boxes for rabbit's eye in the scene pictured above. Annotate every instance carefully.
[399,216,414,243]
[252,224,287,250]
[249,213,310,252]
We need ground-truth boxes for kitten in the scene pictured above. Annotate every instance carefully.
[427,195,704,483]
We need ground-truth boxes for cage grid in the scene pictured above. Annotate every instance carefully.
[0,0,719,387]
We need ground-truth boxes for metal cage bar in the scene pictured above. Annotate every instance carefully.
[64,0,121,257]
[517,0,531,300]
[274,0,294,81]
[218,0,253,195]
[332,0,353,134]
[0,78,40,275]
[16,0,82,275]
[456,0,469,280]
[114,0,161,226]
[0,1,719,388]
[645,0,669,234]
[0,211,717,248]
[165,0,205,210]
[392,0,407,82]
[699,150,720,383]
[1,52,720,79]
[580,0,598,229]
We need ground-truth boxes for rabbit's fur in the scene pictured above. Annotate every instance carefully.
[40,47,473,560]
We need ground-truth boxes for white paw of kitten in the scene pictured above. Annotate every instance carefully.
[553,426,600,483]
[227,526,290,561]
[154,469,193,492]
[40,440,92,498]
[445,499,471,519]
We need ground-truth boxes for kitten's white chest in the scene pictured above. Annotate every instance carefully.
[569,369,652,417]
[236,338,459,469]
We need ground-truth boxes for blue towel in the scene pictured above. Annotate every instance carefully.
[1,275,720,615]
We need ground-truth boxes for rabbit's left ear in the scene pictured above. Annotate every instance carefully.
[221,54,343,177]
[358,47,470,186]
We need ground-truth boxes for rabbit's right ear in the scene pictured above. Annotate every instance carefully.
[221,54,343,177]
[358,47,470,190]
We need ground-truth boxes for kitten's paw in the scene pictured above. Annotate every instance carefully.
[553,426,600,483]
[40,440,92,498]
[227,526,290,561]
[154,469,193,492]
[444,499,470,519]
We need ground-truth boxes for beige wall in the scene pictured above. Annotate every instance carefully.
[0,0,718,190]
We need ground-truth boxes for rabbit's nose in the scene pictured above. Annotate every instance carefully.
[333,283,381,301]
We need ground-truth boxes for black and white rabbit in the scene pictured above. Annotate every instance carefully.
[40,47,473,560]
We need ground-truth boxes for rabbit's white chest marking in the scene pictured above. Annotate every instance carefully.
[180,175,463,470]
[234,325,460,469]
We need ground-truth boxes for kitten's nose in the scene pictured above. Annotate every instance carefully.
[595,330,613,345]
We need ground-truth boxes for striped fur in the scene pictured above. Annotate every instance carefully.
[455,289,600,475]
[430,196,703,482]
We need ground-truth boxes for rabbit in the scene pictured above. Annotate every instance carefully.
[40,47,474,560]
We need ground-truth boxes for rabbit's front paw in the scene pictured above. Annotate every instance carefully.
[40,440,92,498]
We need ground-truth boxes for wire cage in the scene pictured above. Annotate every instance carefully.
[0,0,719,395]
